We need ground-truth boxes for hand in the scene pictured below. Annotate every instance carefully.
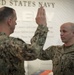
[36,6,47,26]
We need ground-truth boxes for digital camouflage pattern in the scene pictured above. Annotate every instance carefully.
[0,25,48,75]
[38,45,74,75]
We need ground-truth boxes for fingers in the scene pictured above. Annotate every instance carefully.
[36,6,44,17]
[36,6,47,26]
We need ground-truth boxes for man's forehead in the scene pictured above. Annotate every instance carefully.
[61,23,72,28]
[60,24,72,31]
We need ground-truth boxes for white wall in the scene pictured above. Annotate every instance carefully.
[0,0,74,75]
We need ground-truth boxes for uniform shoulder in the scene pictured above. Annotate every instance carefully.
[49,45,62,49]
[9,37,25,44]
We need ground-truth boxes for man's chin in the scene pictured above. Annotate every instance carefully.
[61,40,65,43]
[10,31,14,34]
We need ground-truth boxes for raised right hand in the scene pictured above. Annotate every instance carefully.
[36,6,47,26]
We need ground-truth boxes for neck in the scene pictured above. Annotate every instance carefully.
[0,24,10,36]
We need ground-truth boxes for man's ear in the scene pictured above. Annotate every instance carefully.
[73,31,74,35]
[7,17,12,26]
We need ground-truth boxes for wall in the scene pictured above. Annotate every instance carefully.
[0,0,74,75]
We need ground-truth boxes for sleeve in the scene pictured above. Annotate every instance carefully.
[10,25,48,60]
[28,25,48,55]
[31,25,48,48]
[37,46,56,60]
[22,25,48,60]
[5,25,48,61]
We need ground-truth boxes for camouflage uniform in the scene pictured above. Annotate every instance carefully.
[38,45,74,75]
[0,25,48,75]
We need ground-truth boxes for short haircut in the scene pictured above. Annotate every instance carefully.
[0,6,15,22]
[70,22,74,31]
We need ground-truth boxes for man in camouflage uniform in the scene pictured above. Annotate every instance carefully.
[37,22,74,75]
[0,6,48,75]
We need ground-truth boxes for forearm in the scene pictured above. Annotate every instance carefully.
[31,25,48,48]
[21,25,48,60]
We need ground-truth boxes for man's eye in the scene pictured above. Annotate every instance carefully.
[63,30,67,33]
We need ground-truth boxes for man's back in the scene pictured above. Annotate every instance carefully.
[0,32,26,75]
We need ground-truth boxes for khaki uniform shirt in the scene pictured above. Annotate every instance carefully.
[38,44,74,75]
[0,25,48,75]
